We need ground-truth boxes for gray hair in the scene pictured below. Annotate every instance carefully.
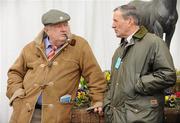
[114,5,140,25]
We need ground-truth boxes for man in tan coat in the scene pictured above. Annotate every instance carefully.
[7,9,106,123]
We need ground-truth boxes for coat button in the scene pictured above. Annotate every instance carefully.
[40,64,45,67]
[26,103,32,112]
[53,61,58,65]
[48,82,54,86]
[40,84,46,89]
[48,104,54,108]
[34,84,38,87]
[135,109,138,112]
[116,83,119,86]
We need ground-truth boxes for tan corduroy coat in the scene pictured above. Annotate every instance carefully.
[7,31,106,123]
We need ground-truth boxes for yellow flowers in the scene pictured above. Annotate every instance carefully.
[77,91,86,99]
[75,76,90,107]
[164,70,180,108]
[75,70,111,108]
[75,89,90,107]
[165,95,176,108]
[104,71,111,81]
[165,96,169,102]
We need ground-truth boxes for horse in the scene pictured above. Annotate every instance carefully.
[128,0,178,48]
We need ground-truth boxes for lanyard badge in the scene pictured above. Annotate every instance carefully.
[115,57,122,70]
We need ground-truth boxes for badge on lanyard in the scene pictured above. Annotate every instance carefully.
[115,57,122,69]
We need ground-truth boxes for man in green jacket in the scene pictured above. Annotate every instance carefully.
[103,4,176,123]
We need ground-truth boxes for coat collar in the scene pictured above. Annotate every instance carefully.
[34,30,76,47]
[132,26,148,40]
[120,26,148,47]
[34,30,46,48]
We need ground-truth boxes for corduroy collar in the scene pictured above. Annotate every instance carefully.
[132,26,148,40]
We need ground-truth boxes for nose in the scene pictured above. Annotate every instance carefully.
[112,23,115,28]
[60,25,67,32]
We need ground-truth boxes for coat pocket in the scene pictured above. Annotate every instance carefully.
[125,99,160,123]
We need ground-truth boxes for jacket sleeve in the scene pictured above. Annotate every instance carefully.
[135,40,176,95]
[6,49,27,100]
[80,42,106,105]
[103,62,114,109]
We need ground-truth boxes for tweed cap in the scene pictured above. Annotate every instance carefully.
[42,9,70,26]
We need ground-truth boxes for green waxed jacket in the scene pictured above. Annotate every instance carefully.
[103,26,176,123]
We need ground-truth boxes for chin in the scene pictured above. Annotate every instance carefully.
[59,38,66,41]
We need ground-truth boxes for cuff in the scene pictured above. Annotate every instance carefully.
[9,88,25,106]
[92,101,103,108]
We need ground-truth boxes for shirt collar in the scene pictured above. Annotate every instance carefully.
[44,36,52,49]
[126,27,140,43]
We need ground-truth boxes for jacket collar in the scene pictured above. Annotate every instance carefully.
[34,30,75,46]
[120,26,148,47]
[34,30,46,48]
[132,26,148,40]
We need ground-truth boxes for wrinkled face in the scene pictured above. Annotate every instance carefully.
[44,21,71,46]
[112,10,130,38]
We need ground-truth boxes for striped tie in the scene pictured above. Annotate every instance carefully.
[47,45,57,60]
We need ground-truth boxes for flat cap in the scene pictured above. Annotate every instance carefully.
[42,9,70,26]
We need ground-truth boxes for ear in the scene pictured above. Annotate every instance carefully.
[128,16,135,25]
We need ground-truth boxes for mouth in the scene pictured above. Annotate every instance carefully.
[60,34,67,39]
[61,34,67,37]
